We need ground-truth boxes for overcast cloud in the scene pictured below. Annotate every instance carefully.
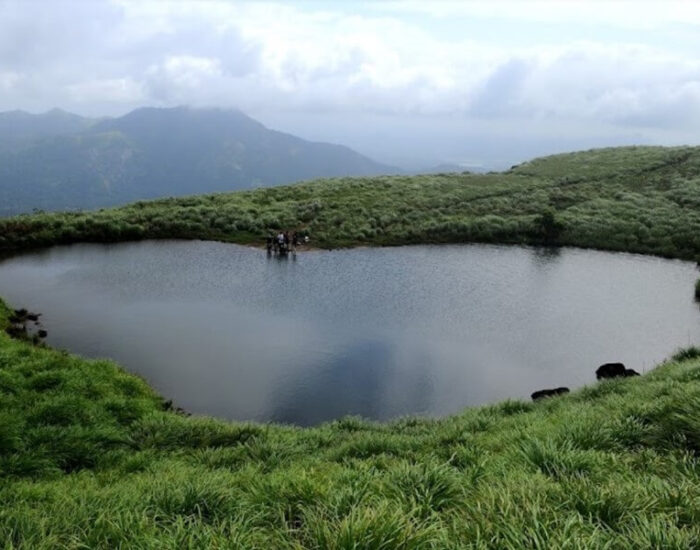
[2,0,700,169]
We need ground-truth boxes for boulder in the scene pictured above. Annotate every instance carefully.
[5,325,26,339]
[596,362,627,380]
[531,387,570,401]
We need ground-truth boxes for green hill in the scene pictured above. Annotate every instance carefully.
[2,145,700,547]
[2,145,699,260]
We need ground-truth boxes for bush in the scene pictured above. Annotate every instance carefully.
[534,210,565,245]
[672,346,700,362]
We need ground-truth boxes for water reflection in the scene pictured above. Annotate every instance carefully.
[270,339,435,426]
[0,240,698,425]
[531,245,562,263]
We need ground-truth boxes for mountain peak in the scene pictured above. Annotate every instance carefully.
[0,108,92,149]
[0,106,397,215]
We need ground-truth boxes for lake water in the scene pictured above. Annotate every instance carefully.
[0,240,698,425]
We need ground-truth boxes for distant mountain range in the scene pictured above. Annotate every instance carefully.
[0,107,398,216]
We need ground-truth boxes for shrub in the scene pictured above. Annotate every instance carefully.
[671,346,700,362]
[534,210,564,245]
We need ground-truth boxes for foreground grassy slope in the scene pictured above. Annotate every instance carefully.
[2,145,700,260]
[2,300,700,548]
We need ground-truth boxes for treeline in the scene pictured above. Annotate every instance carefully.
[2,145,700,261]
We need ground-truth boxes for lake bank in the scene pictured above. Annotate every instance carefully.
[2,146,700,263]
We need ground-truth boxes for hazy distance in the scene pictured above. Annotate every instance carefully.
[2,0,700,170]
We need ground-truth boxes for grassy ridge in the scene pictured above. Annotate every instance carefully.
[2,300,700,548]
[3,145,700,547]
[1,145,700,260]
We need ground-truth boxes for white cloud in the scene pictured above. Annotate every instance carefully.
[162,55,221,84]
[1,0,699,163]
[368,1,700,30]
[0,71,22,91]
[103,0,700,124]
[66,78,145,104]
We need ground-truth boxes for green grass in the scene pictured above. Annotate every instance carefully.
[2,299,700,548]
[3,145,700,547]
[2,145,700,261]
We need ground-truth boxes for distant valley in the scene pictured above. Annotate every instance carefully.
[0,107,398,216]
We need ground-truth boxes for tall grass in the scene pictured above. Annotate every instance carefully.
[2,297,700,547]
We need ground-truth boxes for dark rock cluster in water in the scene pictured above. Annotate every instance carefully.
[531,362,640,401]
[5,308,47,345]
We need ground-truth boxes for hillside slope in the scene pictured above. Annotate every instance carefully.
[2,145,699,261]
[0,109,93,152]
[0,107,397,216]
[1,298,700,547]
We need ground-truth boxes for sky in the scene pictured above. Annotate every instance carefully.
[2,0,700,169]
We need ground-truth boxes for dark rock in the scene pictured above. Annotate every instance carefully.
[5,325,27,339]
[624,368,640,377]
[596,362,627,380]
[161,398,190,416]
[37,330,47,338]
[9,309,39,324]
[531,387,570,401]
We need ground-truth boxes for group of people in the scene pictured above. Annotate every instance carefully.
[266,230,307,255]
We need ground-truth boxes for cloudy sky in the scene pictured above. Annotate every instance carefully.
[2,0,700,169]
